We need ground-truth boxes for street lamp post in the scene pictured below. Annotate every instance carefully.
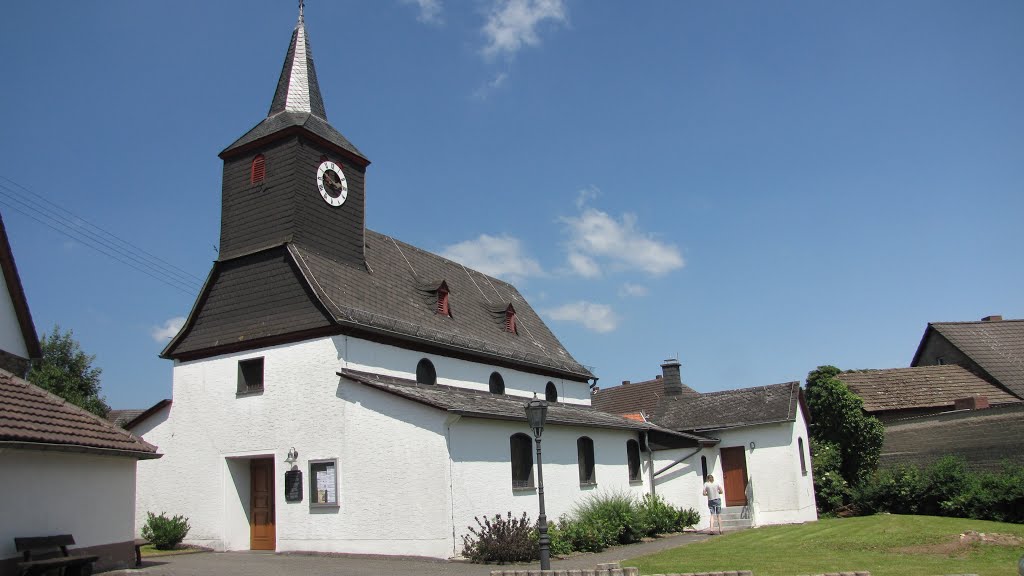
[525,397,551,571]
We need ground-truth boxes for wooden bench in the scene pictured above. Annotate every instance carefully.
[14,535,99,576]
[132,538,150,567]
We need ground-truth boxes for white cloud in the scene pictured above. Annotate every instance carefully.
[472,71,509,100]
[441,234,542,281]
[482,0,567,58]
[619,283,648,297]
[151,316,185,342]
[560,203,684,278]
[575,186,599,209]
[404,0,443,24]
[544,301,619,333]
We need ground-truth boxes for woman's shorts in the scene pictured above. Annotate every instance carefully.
[708,498,721,514]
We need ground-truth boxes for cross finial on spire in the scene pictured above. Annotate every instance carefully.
[298,0,304,24]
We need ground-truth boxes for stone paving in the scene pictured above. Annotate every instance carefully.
[108,532,709,576]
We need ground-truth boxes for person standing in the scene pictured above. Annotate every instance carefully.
[703,474,724,535]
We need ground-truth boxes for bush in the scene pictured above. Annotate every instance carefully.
[461,512,537,563]
[673,507,701,531]
[637,494,678,536]
[572,490,649,545]
[141,511,191,550]
[856,465,924,515]
[811,439,851,514]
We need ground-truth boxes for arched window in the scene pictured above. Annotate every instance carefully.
[416,358,436,385]
[545,381,558,403]
[489,372,505,394]
[577,436,596,485]
[701,455,708,483]
[251,154,266,184]
[510,433,534,488]
[798,437,807,476]
[627,439,641,482]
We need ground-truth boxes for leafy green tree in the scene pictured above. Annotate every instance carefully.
[28,326,109,417]
[805,365,884,486]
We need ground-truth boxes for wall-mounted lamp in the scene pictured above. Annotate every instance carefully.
[748,441,756,451]
[285,447,299,468]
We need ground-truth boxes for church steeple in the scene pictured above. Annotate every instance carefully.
[268,1,327,119]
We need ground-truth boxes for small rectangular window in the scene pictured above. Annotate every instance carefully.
[309,459,339,507]
[237,358,265,395]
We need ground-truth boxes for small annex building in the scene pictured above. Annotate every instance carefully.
[0,212,160,575]
[131,7,702,559]
[591,361,817,531]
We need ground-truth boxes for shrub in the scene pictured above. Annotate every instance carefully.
[461,512,537,563]
[545,518,577,556]
[572,490,650,545]
[673,506,701,531]
[141,511,191,550]
[637,494,677,536]
[857,465,924,515]
[811,438,851,514]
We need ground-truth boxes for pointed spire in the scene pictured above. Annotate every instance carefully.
[268,0,327,119]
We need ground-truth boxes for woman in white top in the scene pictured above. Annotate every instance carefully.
[702,474,724,535]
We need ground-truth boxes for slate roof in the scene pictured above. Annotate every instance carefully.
[879,403,1024,472]
[652,381,805,432]
[107,409,145,428]
[838,365,1020,414]
[0,212,41,360]
[591,377,699,417]
[340,368,712,444]
[0,369,158,458]
[293,232,593,379]
[913,319,1024,400]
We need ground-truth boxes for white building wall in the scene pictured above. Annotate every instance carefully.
[448,418,649,553]
[135,336,457,557]
[651,415,816,530]
[0,450,136,560]
[0,266,28,359]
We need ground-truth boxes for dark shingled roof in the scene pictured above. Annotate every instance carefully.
[880,403,1024,472]
[0,213,41,360]
[107,409,145,428]
[221,111,365,161]
[653,381,805,432]
[0,369,158,458]
[838,365,1020,414]
[914,319,1024,400]
[591,377,699,417]
[340,368,712,444]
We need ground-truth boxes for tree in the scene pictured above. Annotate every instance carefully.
[805,365,884,486]
[28,326,109,417]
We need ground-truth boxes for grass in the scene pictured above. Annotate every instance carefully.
[627,515,1024,576]
[140,544,210,557]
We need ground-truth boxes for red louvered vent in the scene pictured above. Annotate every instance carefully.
[436,289,450,317]
[251,155,266,184]
[505,306,517,334]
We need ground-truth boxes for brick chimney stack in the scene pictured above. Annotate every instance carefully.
[981,315,1003,322]
[661,359,684,397]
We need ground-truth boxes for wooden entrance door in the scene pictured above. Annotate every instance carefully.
[250,458,276,550]
[720,446,748,507]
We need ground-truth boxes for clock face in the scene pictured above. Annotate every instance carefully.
[316,160,348,207]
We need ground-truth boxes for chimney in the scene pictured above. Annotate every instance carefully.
[954,396,990,411]
[981,315,1003,322]
[661,359,683,396]
[621,380,630,386]
[655,375,663,380]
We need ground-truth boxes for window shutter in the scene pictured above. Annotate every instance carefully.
[251,155,266,184]
[437,289,449,316]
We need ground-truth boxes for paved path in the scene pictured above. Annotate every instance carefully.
[111,532,709,576]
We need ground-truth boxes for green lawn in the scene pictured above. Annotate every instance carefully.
[628,515,1024,576]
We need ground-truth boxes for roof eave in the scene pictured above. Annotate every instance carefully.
[0,441,162,460]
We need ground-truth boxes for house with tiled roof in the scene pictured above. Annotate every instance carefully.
[592,361,817,531]
[0,214,160,576]
[133,6,703,559]
[911,315,1024,400]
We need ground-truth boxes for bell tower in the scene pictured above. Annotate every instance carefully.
[216,3,370,269]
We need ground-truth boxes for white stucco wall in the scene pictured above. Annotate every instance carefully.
[448,418,649,554]
[0,266,28,359]
[135,333,641,559]
[0,449,137,561]
[651,412,816,530]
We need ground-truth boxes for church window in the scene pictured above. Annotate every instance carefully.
[505,306,517,334]
[577,436,596,485]
[627,439,642,482]
[510,433,534,489]
[237,357,264,395]
[489,372,505,394]
[701,455,708,482]
[416,358,436,385]
[545,381,558,403]
[250,154,266,184]
[437,287,450,316]
[798,437,807,476]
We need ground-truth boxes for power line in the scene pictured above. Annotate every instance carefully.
[0,176,204,295]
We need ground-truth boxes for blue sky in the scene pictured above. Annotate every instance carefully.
[1,1,1021,409]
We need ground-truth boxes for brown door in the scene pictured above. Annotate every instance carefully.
[720,446,749,507]
[250,458,276,550]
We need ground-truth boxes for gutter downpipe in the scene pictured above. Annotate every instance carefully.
[444,413,462,557]
[643,431,656,497]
